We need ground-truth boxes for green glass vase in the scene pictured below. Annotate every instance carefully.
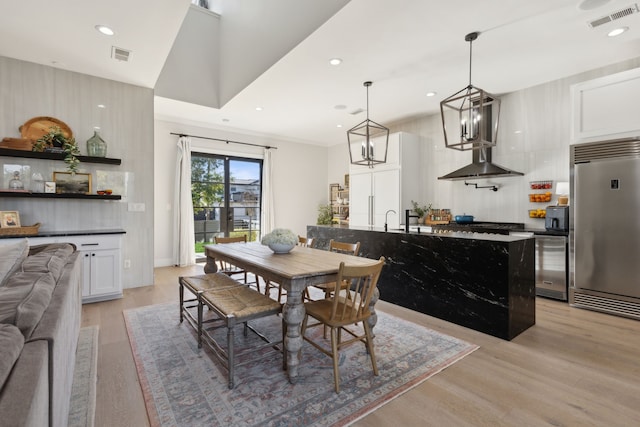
[86,131,107,157]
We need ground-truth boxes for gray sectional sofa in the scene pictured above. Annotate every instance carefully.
[0,240,82,427]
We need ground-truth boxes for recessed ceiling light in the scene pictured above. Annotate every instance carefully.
[336,124,343,128]
[255,107,263,111]
[607,26,628,37]
[95,25,115,36]
[93,126,101,130]
[426,91,437,97]
[334,104,347,110]
[329,58,342,66]
[578,0,611,11]
[97,104,106,109]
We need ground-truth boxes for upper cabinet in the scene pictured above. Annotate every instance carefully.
[571,67,640,144]
[349,132,420,229]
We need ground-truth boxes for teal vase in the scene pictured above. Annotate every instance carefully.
[86,131,107,157]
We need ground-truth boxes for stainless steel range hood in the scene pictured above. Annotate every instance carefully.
[438,147,523,180]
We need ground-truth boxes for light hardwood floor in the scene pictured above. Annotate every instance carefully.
[83,265,640,427]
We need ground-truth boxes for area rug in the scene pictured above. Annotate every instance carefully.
[68,325,99,427]
[124,303,478,427]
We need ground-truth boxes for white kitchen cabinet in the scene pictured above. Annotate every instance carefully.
[571,67,640,143]
[76,235,122,303]
[0,233,123,303]
[349,132,420,229]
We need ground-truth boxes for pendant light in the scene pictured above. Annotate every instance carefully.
[440,32,500,151]
[347,81,389,167]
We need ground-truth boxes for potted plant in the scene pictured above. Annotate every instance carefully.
[410,200,431,221]
[261,228,298,253]
[316,204,333,225]
[32,125,81,174]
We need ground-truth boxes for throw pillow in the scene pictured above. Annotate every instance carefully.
[0,323,24,386]
[0,239,29,288]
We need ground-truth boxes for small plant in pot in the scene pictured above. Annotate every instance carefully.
[261,228,298,254]
[316,204,333,225]
[410,200,431,221]
[32,125,81,174]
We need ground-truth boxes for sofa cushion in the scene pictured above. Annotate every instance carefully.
[21,243,75,283]
[0,283,33,325]
[0,323,24,386]
[0,272,56,338]
[0,239,29,288]
[15,272,57,338]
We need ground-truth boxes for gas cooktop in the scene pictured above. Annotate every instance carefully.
[430,222,524,234]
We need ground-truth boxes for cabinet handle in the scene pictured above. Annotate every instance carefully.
[84,253,90,257]
[81,243,99,247]
[369,196,374,226]
[92,253,96,257]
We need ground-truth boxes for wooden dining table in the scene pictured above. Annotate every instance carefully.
[204,241,381,384]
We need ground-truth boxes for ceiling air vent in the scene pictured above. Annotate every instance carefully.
[349,108,365,115]
[111,46,131,62]
[588,3,639,28]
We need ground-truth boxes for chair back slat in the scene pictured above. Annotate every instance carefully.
[330,257,385,322]
[215,235,247,244]
[329,239,360,256]
[298,236,315,248]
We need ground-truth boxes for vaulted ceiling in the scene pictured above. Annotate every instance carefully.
[1,0,639,146]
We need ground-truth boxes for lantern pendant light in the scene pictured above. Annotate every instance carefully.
[347,81,389,168]
[440,32,500,151]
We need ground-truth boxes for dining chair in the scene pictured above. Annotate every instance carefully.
[311,239,361,300]
[263,235,313,302]
[214,235,260,292]
[301,256,385,393]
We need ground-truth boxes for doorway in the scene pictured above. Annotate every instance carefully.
[191,153,262,259]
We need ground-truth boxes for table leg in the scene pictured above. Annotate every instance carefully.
[282,288,305,383]
[203,256,218,274]
[366,287,380,337]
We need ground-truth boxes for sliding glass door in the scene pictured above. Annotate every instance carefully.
[191,153,262,257]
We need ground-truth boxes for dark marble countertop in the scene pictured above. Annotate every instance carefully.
[0,228,126,239]
[318,224,533,242]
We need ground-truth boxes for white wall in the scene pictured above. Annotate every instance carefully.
[327,57,640,228]
[0,56,155,288]
[154,119,328,266]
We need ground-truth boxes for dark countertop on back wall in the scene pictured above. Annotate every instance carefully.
[0,229,126,239]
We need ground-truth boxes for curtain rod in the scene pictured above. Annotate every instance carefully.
[170,132,277,150]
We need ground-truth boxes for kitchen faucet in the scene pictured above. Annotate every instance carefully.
[405,209,420,233]
[384,209,396,232]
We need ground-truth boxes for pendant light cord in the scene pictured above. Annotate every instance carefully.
[468,37,473,88]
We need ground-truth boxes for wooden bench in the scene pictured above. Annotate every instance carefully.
[178,273,244,333]
[180,275,283,389]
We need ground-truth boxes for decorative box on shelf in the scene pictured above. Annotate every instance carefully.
[0,223,40,236]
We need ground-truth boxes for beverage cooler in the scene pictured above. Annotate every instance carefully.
[535,235,568,301]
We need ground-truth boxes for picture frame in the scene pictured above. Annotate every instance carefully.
[44,181,56,193]
[0,211,20,228]
[53,172,92,194]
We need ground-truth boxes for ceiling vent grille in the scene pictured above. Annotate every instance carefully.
[588,3,639,28]
[349,108,365,115]
[111,46,131,62]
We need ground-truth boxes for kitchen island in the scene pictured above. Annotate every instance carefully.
[307,225,535,340]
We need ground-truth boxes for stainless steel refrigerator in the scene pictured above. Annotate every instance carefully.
[570,137,640,319]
